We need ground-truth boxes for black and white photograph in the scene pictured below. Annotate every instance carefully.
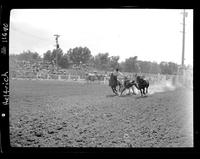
[8,9,193,148]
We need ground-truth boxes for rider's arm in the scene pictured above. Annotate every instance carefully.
[118,71,124,77]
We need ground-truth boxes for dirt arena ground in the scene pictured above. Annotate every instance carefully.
[9,79,193,147]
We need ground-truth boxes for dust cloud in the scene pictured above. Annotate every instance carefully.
[148,80,176,95]
[135,76,193,95]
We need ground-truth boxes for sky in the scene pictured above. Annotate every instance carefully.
[9,9,193,66]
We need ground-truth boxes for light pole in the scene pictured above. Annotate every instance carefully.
[53,34,61,68]
[181,9,188,67]
[54,34,60,49]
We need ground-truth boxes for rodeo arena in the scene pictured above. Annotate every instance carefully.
[9,57,193,148]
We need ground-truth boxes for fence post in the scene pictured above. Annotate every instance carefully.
[58,75,61,80]
[104,77,106,84]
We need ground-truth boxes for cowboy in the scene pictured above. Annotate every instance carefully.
[113,68,124,79]
[108,68,124,95]
[113,68,125,95]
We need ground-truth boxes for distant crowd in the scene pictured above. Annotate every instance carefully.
[9,59,192,88]
[10,59,105,79]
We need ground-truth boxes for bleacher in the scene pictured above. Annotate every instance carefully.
[9,59,89,81]
[9,59,192,88]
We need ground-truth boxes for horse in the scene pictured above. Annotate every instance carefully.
[109,73,122,95]
[120,78,137,96]
[85,73,97,83]
[135,74,149,96]
[96,74,105,84]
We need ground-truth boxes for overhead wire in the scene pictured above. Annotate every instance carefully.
[10,25,53,44]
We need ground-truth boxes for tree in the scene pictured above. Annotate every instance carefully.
[67,47,92,65]
[59,53,70,68]
[43,49,70,68]
[159,61,175,74]
[94,53,110,70]
[137,61,151,73]
[167,62,179,75]
[109,56,120,71]
[43,50,53,63]
[52,48,64,66]
[88,56,95,68]
[150,62,161,74]
[121,56,139,72]
[159,61,167,74]
[17,50,41,62]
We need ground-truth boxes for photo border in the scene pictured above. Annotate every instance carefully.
[0,0,198,155]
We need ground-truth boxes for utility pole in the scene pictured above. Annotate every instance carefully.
[53,34,60,68]
[54,34,60,49]
[181,9,188,67]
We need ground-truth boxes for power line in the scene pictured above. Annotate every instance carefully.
[11,26,52,42]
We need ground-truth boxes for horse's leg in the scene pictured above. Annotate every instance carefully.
[128,87,132,95]
[120,84,124,93]
[146,87,148,94]
[113,86,118,95]
[143,88,147,96]
[132,86,136,95]
[117,83,121,95]
[143,88,145,95]
[140,89,143,96]
[114,87,117,94]
[120,87,126,96]
[111,87,116,94]
[128,88,131,95]
[114,85,117,92]
[117,85,121,95]
[113,87,117,94]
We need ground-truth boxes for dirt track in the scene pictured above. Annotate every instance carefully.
[9,79,193,147]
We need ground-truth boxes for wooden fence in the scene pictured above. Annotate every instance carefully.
[10,69,192,88]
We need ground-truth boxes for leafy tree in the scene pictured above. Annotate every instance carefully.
[139,61,161,74]
[17,50,41,62]
[151,62,161,74]
[94,53,110,70]
[43,50,53,63]
[159,61,168,74]
[109,56,120,71]
[87,56,95,67]
[43,49,70,68]
[59,53,70,68]
[121,56,139,72]
[138,61,151,73]
[159,61,178,75]
[168,62,178,75]
[52,48,64,65]
[67,47,92,65]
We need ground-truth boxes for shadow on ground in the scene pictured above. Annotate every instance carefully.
[106,94,117,98]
